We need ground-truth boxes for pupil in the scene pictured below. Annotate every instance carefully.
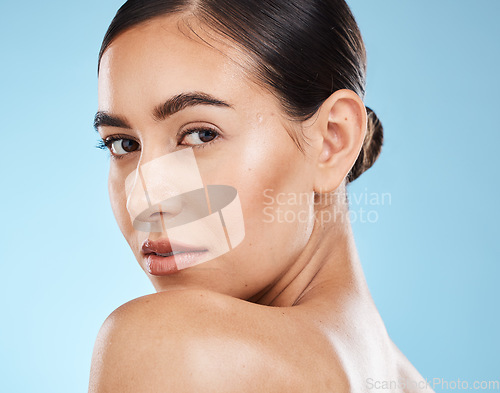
[199,130,215,143]
[122,139,138,152]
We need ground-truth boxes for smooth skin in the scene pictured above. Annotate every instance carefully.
[89,14,432,393]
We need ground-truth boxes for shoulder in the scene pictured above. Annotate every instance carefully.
[88,288,323,392]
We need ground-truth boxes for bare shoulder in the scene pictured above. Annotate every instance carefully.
[88,289,346,393]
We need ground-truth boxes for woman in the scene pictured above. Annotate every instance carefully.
[89,0,433,391]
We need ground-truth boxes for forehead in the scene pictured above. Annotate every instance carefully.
[98,15,253,111]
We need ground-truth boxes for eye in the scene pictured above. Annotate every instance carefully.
[101,135,140,157]
[110,139,140,155]
[179,127,220,147]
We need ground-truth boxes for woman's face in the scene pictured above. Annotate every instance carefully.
[97,15,321,298]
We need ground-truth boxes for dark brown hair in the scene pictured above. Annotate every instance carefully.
[98,0,383,183]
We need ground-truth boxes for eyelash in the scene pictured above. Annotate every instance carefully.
[95,127,221,159]
[95,133,133,161]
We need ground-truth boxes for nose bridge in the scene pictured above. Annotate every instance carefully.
[124,165,155,221]
[125,147,205,232]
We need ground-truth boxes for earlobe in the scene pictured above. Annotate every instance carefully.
[313,89,367,193]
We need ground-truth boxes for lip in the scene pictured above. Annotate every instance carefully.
[141,238,209,276]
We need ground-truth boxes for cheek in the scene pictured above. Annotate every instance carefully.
[241,163,315,256]
[198,127,315,271]
[237,132,314,226]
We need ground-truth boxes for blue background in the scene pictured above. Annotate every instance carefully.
[0,0,498,391]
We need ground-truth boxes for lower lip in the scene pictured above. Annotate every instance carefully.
[145,250,209,276]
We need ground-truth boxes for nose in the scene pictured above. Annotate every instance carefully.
[125,148,206,233]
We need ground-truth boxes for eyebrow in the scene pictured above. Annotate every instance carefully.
[93,112,131,131]
[93,92,232,132]
[153,92,232,121]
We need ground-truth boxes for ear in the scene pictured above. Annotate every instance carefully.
[308,89,367,193]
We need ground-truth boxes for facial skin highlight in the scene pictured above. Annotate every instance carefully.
[97,15,324,299]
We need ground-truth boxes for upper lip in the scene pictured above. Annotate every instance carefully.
[141,238,207,256]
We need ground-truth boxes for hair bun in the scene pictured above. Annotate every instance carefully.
[347,106,384,183]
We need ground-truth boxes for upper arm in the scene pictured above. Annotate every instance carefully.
[88,289,302,393]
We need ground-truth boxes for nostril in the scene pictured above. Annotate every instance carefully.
[131,195,185,233]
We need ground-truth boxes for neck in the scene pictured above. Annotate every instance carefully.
[248,199,369,307]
